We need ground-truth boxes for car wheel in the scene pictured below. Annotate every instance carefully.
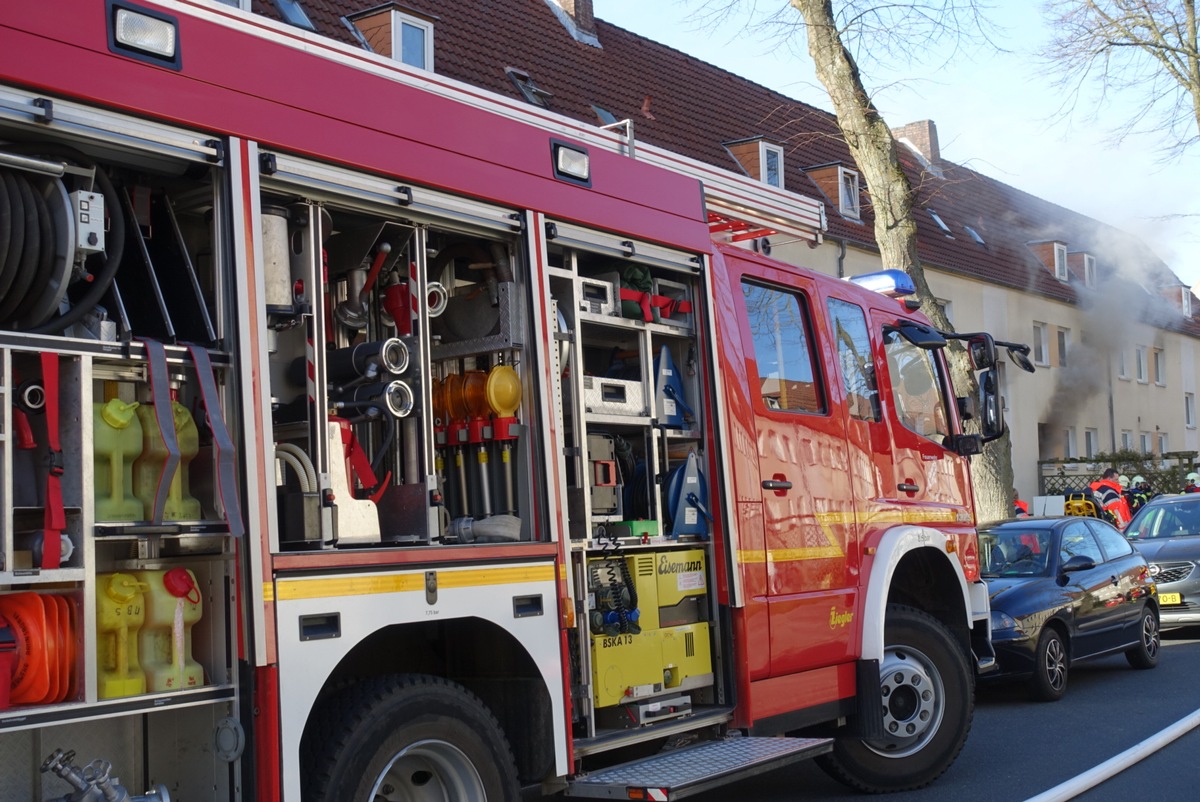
[301,674,520,802]
[1125,604,1161,669]
[1028,627,1068,702]
[816,604,973,792]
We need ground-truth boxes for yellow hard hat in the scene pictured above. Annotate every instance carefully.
[1117,474,1130,488]
[1132,475,1146,486]
[1188,472,1199,483]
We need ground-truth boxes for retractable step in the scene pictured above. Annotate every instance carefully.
[565,736,832,800]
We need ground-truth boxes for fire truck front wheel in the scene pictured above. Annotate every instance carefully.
[302,674,521,802]
[817,604,973,792]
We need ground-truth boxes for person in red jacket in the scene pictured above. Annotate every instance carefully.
[1090,468,1131,526]
[1013,488,1030,517]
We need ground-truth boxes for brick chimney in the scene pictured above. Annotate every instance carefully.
[892,120,940,164]
[546,0,598,43]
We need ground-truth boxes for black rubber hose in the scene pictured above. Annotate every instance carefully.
[15,173,57,328]
[0,172,41,323]
[0,171,21,300]
[0,170,12,286]
[0,143,126,334]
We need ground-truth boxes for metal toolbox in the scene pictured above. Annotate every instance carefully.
[579,274,619,316]
[583,375,645,416]
[651,277,693,330]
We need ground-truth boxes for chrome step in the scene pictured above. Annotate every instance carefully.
[565,736,832,800]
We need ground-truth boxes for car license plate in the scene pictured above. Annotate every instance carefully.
[1159,592,1183,605]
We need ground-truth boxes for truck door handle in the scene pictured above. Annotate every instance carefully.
[898,482,920,493]
[762,479,793,491]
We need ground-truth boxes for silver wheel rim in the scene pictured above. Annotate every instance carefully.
[867,644,946,758]
[1142,613,1160,659]
[368,739,486,802]
[1043,634,1067,692]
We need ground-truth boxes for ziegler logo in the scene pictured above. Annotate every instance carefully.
[829,607,854,629]
[659,555,702,575]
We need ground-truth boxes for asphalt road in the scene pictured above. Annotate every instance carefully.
[679,627,1200,802]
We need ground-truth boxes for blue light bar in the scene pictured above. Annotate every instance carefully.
[847,269,916,298]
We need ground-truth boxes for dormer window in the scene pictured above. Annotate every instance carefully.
[506,67,552,107]
[839,166,860,217]
[394,12,433,69]
[275,0,315,30]
[1083,253,1096,288]
[760,142,784,188]
[346,4,436,70]
[1054,242,1068,280]
[928,209,952,237]
[1184,287,1194,316]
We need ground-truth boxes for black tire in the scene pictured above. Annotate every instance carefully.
[1126,604,1161,669]
[302,674,520,802]
[816,604,974,792]
[1028,627,1068,702]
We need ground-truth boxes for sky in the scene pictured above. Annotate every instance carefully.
[593,0,1200,289]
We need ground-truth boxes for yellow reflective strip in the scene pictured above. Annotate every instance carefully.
[262,581,275,602]
[438,565,555,588]
[273,564,556,601]
[275,574,425,601]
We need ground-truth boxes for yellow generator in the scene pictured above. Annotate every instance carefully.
[588,549,712,726]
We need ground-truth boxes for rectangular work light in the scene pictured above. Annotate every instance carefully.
[108,1,182,69]
[551,140,591,186]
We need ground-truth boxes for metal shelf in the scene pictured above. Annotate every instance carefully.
[0,684,236,733]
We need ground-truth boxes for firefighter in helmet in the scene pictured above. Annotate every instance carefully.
[1126,475,1153,514]
[1186,472,1200,493]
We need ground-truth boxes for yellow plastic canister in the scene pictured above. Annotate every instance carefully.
[96,573,148,699]
[134,568,205,693]
[93,399,144,522]
[133,401,202,521]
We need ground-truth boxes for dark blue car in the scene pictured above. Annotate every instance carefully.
[979,516,1159,701]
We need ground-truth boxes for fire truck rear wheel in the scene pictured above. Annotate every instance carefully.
[817,604,973,792]
[302,674,520,802]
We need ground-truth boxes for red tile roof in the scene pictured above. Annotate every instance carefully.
[257,0,1200,335]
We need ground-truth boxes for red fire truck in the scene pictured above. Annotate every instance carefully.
[0,2,1033,800]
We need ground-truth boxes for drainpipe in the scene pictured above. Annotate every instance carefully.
[836,237,847,278]
[1108,353,1117,451]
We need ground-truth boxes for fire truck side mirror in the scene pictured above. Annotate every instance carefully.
[978,368,1005,443]
[966,334,997,370]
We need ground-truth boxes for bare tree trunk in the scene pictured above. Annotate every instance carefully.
[792,0,1013,521]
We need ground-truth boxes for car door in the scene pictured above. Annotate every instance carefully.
[1059,520,1128,655]
[734,264,859,678]
[871,310,972,522]
[1086,518,1148,639]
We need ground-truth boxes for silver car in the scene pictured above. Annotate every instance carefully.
[1126,493,1200,627]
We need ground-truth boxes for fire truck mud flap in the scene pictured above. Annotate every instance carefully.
[564,736,832,800]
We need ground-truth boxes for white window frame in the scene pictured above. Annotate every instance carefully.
[275,0,315,29]
[1032,322,1049,366]
[1140,431,1152,453]
[1054,243,1068,280]
[1083,254,1096,288]
[1184,288,1193,317]
[1136,346,1148,383]
[1118,348,1129,379]
[760,142,784,189]
[1121,429,1133,450]
[1159,432,1169,454]
[1085,428,1099,459]
[1064,427,1077,458]
[1057,327,1069,368]
[1187,392,1196,428]
[392,10,434,70]
[1154,348,1166,386]
[838,165,860,217]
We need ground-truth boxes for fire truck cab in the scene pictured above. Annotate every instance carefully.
[0,2,1020,801]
